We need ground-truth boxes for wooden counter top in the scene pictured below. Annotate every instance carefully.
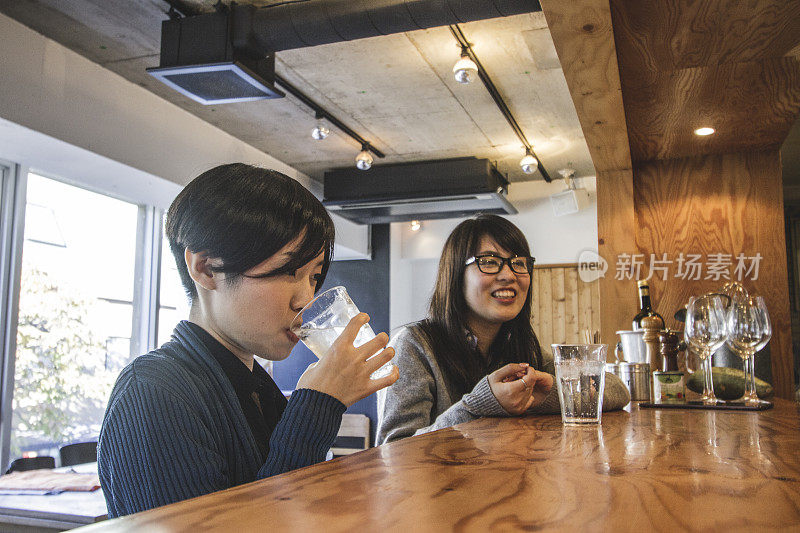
[79,400,800,532]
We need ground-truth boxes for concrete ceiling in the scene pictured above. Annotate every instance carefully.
[0,0,594,185]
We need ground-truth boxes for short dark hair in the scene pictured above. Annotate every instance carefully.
[417,214,541,398]
[165,163,334,302]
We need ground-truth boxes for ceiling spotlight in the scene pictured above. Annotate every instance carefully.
[311,114,330,140]
[410,220,421,231]
[694,127,715,136]
[356,145,373,171]
[520,148,538,174]
[453,47,478,84]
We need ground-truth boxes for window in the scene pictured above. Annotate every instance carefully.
[0,155,188,469]
[10,173,140,460]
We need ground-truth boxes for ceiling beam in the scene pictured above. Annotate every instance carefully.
[610,0,800,162]
[539,0,632,174]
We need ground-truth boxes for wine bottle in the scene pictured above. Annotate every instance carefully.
[632,280,665,331]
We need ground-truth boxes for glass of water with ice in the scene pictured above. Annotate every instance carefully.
[291,286,394,380]
[551,344,607,425]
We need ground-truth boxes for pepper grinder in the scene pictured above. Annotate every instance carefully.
[641,315,662,402]
[641,315,662,373]
[658,330,680,371]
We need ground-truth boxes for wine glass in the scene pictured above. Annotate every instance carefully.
[722,281,749,387]
[722,281,748,304]
[726,295,765,403]
[684,294,728,404]
[727,295,771,405]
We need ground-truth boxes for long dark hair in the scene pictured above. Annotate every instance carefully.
[166,163,334,302]
[416,214,542,399]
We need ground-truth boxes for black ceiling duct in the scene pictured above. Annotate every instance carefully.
[243,0,542,52]
[148,0,541,104]
[323,158,516,224]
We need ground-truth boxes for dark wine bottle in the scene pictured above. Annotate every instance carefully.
[632,280,665,331]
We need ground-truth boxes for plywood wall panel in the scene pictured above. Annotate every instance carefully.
[610,0,800,163]
[590,279,600,339]
[538,268,553,350]
[622,57,800,162]
[543,0,798,396]
[551,268,566,344]
[609,1,800,72]
[634,150,793,399]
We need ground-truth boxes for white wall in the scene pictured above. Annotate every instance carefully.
[390,178,598,329]
[0,12,369,258]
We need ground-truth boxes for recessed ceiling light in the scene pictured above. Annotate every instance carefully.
[694,127,715,136]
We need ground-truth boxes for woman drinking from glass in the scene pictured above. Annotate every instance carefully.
[99,164,397,516]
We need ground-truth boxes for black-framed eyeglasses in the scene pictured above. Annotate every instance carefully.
[465,254,535,275]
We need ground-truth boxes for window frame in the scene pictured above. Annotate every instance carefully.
[131,205,164,356]
[0,160,28,470]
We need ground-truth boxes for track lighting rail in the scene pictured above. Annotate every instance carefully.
[449,24,551,182]
[273,73,385,159]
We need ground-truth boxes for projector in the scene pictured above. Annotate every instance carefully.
[550,188,590,217]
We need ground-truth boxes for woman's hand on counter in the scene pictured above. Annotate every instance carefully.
[490,363,554,415]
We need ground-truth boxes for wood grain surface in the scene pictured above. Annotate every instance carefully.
[540,0,640,350]
[551,0,800,396]
[540,0,632,173]
[596,168,639,345]
[621,56,800,162]
[531,266,599,351]
[77,400,800,532]
[610,0,800,163]
[611,0,800,71]
[634,150,794,399]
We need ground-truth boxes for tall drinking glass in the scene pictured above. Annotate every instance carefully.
[552,344,607,425]
[727,295,771,405]
[291,286,394,380]
[684,295,727,405]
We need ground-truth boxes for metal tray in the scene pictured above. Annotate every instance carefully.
[639,400,774,411]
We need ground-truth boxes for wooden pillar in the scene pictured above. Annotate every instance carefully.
[541,0,636,350]
[596,168,638,345]
[543,0,798,396]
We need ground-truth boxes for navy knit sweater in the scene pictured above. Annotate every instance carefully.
[98,321,345,517]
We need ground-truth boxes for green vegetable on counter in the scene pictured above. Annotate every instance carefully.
[686,367,773,401]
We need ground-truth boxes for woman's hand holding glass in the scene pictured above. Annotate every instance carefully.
[489,363,553,415]
[296,313,399,407]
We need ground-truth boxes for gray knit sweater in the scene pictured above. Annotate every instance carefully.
[376,325,630,444]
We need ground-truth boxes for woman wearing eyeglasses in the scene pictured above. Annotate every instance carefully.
[376,214,629,444]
